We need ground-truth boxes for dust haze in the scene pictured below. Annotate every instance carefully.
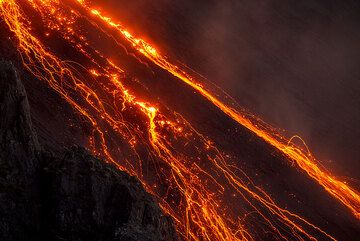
[97,0,360,179]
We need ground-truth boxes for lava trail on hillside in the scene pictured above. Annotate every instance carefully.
[0,0,359,240]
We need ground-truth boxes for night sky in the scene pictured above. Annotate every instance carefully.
[95,0,360,180]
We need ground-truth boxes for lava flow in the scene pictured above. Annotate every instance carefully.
[81,0,360,220]
[0,0,358,241]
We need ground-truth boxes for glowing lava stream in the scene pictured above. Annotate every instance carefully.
[0,0,356,241]
[79,0,360,219]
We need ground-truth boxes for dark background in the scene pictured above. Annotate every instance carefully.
[93,0,360,180]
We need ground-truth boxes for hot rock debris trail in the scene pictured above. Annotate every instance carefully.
[0,0,351,240]
[75,0,360,220]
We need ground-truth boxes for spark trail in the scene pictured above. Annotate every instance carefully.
[78,0,360,220]
[0,0,356,240]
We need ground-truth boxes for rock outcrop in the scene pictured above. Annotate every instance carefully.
[0,61,178,241]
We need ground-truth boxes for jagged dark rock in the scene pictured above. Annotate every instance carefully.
[0,61,178,241]
[39,146,178,241]
[0,60,40,241]
[0,60,40,182]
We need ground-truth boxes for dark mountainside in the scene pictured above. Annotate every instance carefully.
[0,3,360,241]
[98,0,360,178]
[0,61,178,241]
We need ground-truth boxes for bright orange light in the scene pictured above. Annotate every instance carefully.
[0,1,355,241]
[76,0,360,220]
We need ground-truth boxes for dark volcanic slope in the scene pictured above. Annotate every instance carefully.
[0,5,359,241]
[0,61,178,241]
[98,0,360,178]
